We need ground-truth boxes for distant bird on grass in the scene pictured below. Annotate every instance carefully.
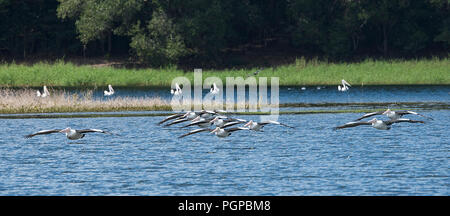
[36,86,50,98]
[104,84,115,96]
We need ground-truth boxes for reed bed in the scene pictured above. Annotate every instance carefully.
[0,88,172,113]
[0,57,448,87]
[0,88,276,113]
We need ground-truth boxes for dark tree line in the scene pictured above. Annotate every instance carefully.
[0,0,448,66]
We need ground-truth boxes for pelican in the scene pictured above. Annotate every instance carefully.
[182,116,214,128]
[178,127,249,138]
[210,83,220,95]
[104,84,114,96]
[243,120,295,131]
[246,68,262,77]
[160,110,225,126]
[338,79,351,92]
[25,127,111,140]
[355,109,433,121]
[333,118,425,130]
[36,86,50,97]
[171,83,182,95]
[301,87,306,90]
[210,116,247,128]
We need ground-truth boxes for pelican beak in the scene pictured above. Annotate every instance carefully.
[210,128,219,134]
[193,116,200,121]
[382,109,390,115]
[243,121,252,127]
[209,117,218,123]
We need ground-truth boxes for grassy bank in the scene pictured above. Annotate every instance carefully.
[0,58,448,87]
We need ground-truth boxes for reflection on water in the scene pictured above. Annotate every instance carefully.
[0,110,448,195]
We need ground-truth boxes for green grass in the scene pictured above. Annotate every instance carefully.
[0,57,448,87]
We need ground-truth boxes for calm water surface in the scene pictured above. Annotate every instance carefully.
[0,110,448,195]
[59,85,450,103]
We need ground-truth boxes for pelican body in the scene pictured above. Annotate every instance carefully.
[355,109,433,121]
[25,127,110,140]
[171,83,182,95]
[334,118,425,130]
[338,79,351,92]
[104,84,115,96]
[36,86,50,97]
[244,120,294,131]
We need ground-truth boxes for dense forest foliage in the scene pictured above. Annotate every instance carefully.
[0,0,448,67]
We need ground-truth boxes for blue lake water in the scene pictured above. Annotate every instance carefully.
[56,85,450,103]
[0,85,449,195]
[0,111,448,195]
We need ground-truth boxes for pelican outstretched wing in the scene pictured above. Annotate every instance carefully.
[178,128,211,138]
[355,111,384,121]
[333,121,371,130]
[25,129,62,138]
[384,119,425,126]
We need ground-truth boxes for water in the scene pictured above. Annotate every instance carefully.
[0,110,448,195]
[56,85,450,103]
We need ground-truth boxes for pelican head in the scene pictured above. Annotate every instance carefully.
[244,120,254,127]
[60,127,71,134]
[368,118,378,124]
[382,108,391,115]
[209,116,219,123]
[210,127,220,134]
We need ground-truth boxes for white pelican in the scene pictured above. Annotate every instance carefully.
[160,110,225,126]
[178,127,249,138]
[243,120,295,131]
[333,118,425,130]
[210,83,220,95]
[301,87,306,91]
[338,79,351,92]
[182,116,214,128]
[104,84,115,96]
[355,109,433,121]
[25,127,111,140]
[36,86,50,97]
[171,83,182,95]
[209,116,247,128]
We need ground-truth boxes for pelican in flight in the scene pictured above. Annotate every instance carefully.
[36,86,50,97]
[210,83,220,95]
[244,120,295,131]
[25,127,111,140]
[104,84,115,96]
[333,118,424,130]
[355,109,433,121]
[179,127,249,138]
[159,110,226,126]
[171,83,182,95]
[210,116,247,128]
[338,79,351,92]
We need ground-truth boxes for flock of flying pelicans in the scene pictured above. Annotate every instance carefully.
[25,79,432,140]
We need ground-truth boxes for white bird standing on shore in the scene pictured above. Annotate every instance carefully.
[25,127,111,140]
[36,86,50,97]
[338,79,351,92]
[210,83,220,95]
[171,83,182,96]
[104,84,115,96]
